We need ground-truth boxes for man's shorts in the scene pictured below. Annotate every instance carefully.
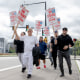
[39,54,45,60]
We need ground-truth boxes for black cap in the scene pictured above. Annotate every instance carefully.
[63,27,68,31]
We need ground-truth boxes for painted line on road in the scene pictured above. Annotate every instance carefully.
[0,65,21,72]
[76,60,80,72]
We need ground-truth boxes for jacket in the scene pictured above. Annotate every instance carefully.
[39,41,47,54]
[57,34,74,52]
[32,46,41,57]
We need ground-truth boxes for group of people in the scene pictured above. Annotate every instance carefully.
[13,27,74,79]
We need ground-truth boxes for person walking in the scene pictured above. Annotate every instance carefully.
[14,28,39,79]
[32,44,40,69]
[57,27,74,77]
[48,36,54,66]
[37,36,47,69]
[50,31,58,69]
[14,32,26,72]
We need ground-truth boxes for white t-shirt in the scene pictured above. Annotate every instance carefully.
[20,35,38,54]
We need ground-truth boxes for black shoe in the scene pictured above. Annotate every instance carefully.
[69,69,72,75]
[22,67,26,73]
[27,74,32,79]
[60,74,64,77]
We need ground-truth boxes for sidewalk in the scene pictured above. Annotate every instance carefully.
[0,59,80,80]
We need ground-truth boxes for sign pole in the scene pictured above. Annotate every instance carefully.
[12,24,19,39]
[36,30,38,38]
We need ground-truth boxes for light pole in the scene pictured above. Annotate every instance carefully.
[23,1,47,27]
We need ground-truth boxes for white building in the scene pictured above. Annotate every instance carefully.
[0,38,7,53]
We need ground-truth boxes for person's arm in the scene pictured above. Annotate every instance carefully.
[50,43,53,52]
[14,26,20,40]
[63,36,74,50]
[69,36,74,47]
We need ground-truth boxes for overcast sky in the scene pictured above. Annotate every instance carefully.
[0,0,80,42]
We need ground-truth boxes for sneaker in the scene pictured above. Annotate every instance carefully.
[44,65,46,68]
[60,74,64,77]
[37,66,40,69]
[27,74,32,79]
[69,69,72,75]
[22,67,26,73]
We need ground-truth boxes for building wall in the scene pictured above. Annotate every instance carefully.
[0,38,7,53]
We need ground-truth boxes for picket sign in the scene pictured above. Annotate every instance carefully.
[43,27,50,36]
[9,11,17,26]
[17,6,29,26]
[35,20,42,32]
[54,18,61,30]
[46,8,57,26]
[12,5,29,39]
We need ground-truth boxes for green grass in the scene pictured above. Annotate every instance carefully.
[0,53,17,57]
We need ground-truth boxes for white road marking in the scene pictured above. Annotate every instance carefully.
[0,65,21,72]
[76,60,80,71]
[0,57,18,60]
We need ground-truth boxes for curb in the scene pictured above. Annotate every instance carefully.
[76,60,80,72]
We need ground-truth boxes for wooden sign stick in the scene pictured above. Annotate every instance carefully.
[36,30,38,38]
[52,26,55,33]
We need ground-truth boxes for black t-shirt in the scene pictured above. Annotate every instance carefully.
[14,40,24,53]
[51,37,57,53]
[57,34,74,51]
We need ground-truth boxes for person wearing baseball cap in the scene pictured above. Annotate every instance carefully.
[57,27,74,77]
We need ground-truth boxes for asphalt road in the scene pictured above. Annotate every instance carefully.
[0,57,80,80]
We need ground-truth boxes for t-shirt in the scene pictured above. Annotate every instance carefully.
[51,37,57,53]
[20,35,38,56]
[57,34,74,51]
[14,40,24,53]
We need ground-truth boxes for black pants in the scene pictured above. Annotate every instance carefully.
[58,50,71,74]
[33,55,39,66]
[52,52,57,68]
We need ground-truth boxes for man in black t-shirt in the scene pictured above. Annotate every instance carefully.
[57,28,74,77]
[51,31,58,69]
